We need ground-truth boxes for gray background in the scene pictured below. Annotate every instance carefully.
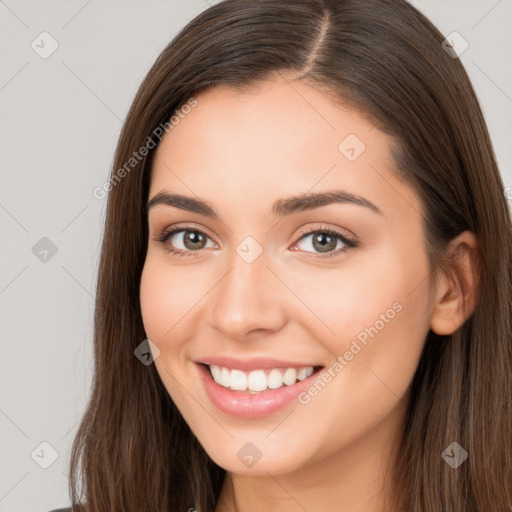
[1,1,511,511]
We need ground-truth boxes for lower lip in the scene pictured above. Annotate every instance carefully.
[197,363,322,418]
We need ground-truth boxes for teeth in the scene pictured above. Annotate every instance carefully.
[268,369,283,389]
[210,364,221,383]
[283,368,297,385]
[248,370,267,391]
[297,367,311,381]
[208,364,315,392]
[230,369,247,391]
[220,367,230,388]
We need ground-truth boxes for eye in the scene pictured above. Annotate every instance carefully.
[153,224,216,257]
[291,225,358,258]
[153,223,358,259]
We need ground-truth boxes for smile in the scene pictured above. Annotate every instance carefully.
[207,364,315,393]
[197,362,324,418]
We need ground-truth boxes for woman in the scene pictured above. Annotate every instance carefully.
[59,0,512,511]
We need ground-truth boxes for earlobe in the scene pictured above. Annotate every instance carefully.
[429,231,479,336]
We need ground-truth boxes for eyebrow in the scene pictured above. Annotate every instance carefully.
[146,189,382,217]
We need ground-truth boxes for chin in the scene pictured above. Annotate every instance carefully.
[199,437,310,476]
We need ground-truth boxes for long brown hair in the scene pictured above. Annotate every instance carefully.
[68,1,512,510]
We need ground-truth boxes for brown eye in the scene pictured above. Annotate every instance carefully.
[155,227,216,256]
[310,232,338,253]
[293,226,358,258]
[179,230,208,250]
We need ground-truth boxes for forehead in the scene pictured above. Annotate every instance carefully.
[149,78,423,223]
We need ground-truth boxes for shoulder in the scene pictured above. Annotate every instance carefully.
[47,508,73,512]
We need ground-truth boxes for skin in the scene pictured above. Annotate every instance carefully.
[139,73,478,512]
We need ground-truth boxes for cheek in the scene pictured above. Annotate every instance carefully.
[292,240,432,386]
[139,256,208,346]
[282,246,430,454]
[139,257,206,411]
[294,244,429,336]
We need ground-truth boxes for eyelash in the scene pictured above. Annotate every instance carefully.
[153,223,358,259]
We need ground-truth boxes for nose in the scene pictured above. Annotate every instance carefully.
[207,247,288,340]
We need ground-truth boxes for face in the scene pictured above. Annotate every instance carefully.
[139,75,434,477]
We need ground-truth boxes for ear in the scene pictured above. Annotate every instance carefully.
[430,230,480,335]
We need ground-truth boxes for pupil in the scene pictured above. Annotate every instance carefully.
[314,233,336,253]
[185,231,205,249]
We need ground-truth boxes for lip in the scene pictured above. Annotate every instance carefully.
[197,362,323,418]
[196,355,320,372]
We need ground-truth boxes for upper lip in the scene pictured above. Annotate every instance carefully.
[196,356,322,372]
